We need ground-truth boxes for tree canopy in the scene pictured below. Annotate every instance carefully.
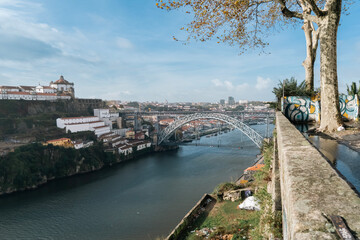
[272,77,312,100]
[346,81,360,96]
[158,0,354,131]
[157,0,296,52]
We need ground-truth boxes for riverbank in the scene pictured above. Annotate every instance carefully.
[164,139,281,239]
[0,128,264,240]
[0,142,178,197]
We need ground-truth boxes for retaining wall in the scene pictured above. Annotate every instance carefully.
[276,112,360,239]
[166,194,216,240]
[282,95,359,122]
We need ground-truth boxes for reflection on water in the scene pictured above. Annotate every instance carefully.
[307,135,360,193]
[308,135,339,164]
[295,124,309,133]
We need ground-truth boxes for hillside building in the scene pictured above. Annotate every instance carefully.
[43,138,74,148]
[0,75,74,101]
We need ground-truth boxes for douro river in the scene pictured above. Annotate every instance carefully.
[0,124,273,240]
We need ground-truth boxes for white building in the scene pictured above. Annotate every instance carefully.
[0,91,71,101]
[0,75,75,101]
[72,140,94,149]
[36,86,56,94]
[98,132,117,142]
[1,91,35,100]
[118,144,133,156]
[57,116,100,129]
[0,86,20,92]
[112,128,131,137]
[131,140,152,151]
[111,137,128,148]
[50,76,74,96]
[56,116,109,134]
[93,125,111,137]
[94,109,111,118]
[73,141,84,149]
[94,109,119,129]
[65,121,105,133]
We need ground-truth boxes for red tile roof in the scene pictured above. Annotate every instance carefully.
[61,116,98,120]
[93,126,109,129]
[53,75,72,85]
[19,86,35,91]
[6,91,31,95]
[36,93,57,96]
[0,86,19,89]
[46,138,71,143]
[64,120,104,125]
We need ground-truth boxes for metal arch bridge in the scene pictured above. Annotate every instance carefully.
[157,113,264,148]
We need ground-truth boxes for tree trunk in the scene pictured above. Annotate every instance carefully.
[302,20,319,92]
[302,21,315,92]
[318,1,343,132]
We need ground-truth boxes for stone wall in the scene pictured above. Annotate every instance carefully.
[282,95,359,122]
[166,194,216,240]
[276,112,360,239]
[282,96,320,122]
[339,94,359,121]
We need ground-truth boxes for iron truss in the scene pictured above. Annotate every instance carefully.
[157,113,264,148]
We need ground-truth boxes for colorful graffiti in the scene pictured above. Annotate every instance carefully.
[282,95,359,122]
[339,94,359,121]
[282,96,320,122]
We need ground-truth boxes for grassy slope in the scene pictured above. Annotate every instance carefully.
[186,139,282,240]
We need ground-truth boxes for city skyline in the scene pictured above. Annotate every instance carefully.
[0,0,359,102]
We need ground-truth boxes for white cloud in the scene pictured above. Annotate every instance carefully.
[255,76,272,90]
[211,79,234,90]
[224,81,234,90]
[212,78,222,87]
[212,79,249,92]
[116,37,134,49]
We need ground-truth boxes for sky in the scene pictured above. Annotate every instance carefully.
[0,0,359,103]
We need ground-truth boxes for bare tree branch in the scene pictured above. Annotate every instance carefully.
[277,0,304,19]
[304,0,327,16]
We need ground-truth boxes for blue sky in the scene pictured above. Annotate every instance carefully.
[0,0,359,102]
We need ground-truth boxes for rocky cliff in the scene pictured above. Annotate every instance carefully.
[0,143,116,195]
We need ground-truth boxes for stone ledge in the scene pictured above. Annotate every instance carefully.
[276,112,360,239]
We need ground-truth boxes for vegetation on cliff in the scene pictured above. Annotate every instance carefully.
[184,139,282,240]
[0,99,103,137]
[0,142,116,194]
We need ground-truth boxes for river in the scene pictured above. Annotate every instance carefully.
[0,124,272,240]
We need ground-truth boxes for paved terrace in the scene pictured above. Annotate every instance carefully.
[276,112,360,239]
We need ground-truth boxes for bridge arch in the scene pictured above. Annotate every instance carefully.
[157,113,264,148]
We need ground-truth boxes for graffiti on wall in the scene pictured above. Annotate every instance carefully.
[282,95,359,122]
[282,96,320,122]
[339,94,359,121]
